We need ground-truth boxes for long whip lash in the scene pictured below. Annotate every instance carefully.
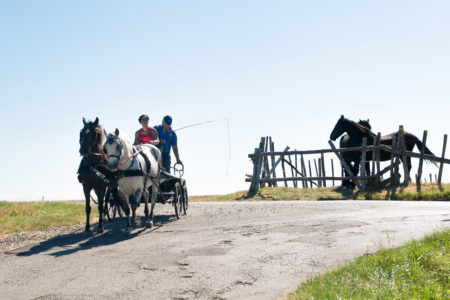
[175,118,231,175]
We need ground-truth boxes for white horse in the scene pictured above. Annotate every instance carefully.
[103,129,161,232]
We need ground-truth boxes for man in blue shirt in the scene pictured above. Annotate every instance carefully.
[154,115,182,173]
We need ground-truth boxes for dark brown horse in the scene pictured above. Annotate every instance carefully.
[77,117,110,233]
[330,115,436,187]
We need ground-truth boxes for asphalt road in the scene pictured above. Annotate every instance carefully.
[1,200,449,300]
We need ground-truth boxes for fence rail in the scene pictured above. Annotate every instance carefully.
[247,128,448,194]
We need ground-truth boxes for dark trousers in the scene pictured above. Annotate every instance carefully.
[162,152,171,173]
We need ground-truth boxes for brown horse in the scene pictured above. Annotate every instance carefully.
[77,117,110,233]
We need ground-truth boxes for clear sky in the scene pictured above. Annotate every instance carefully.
[1,1,449,200]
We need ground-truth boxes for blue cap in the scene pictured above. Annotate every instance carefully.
[163,115,172,126]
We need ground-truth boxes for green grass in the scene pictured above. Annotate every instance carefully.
[288,229,450,299]
[190,183,450,202]
[0,201,97,236]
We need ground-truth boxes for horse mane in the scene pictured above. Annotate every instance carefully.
[343,117,373,136]
[94,125,104,142]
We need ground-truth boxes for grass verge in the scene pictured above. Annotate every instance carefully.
[288,229,450,299]
[0,201,97,236]
[190,183,450,202]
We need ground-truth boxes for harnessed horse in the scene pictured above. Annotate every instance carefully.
[78,117,111,233]
[104,129,161,233]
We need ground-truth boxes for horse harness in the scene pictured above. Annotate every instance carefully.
[105,135,158,184]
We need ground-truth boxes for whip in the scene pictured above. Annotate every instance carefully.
[175,118,231,175]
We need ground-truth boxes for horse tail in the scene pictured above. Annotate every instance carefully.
[415,138,438,167]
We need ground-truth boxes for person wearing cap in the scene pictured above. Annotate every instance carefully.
[154,115,182,173]
[134,114,159,146]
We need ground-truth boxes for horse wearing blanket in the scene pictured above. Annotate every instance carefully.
[104,129,161,232]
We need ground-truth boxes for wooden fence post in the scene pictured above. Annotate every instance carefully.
[390,135,397,185]
[397,126,409,185]
[301,155,308,188]
[308,160,313,188]
[314,159,321,188]
[438,134,448,186]
[331,159,335,187]
[249,147,263,194]
[269,138,278,187]
[417,130,428,191]
[360,137,367,192]
[259,137,267,188]
[321,153,327,187]
[288,155,297,188]
[376,132,381,179]
[328,140,362,189]
[371,134,378,177]
[281,157,288,187]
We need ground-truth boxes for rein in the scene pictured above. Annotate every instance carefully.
[120,148,142,166]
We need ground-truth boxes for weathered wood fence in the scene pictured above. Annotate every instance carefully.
[247,128,449,194]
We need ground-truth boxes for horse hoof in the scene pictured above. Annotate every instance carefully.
[98,227,104,234]
[146,221,153,228]
[85,230,93,237]
[124,228,131,236]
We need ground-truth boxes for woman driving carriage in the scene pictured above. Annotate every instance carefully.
[134,114,160,146]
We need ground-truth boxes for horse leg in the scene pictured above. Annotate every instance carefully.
[407,157,412,182]
[122,193,132,234]
[341,159,351,188]
[130,198,137,227]
[147,184,157,228]
[83,186,91,232]
[95,187,105,233]
[365,161,371,177]
[131,189,144,227]
[346,161,358,189]
[143,189,149,218]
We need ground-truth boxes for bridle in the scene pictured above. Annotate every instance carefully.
[105,135,123,161]
[80,124,100,156]
[104,135,143,167]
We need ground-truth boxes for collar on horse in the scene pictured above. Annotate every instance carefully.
[105,138,152,178]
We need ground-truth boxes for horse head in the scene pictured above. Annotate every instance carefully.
[79,117,101,156]
[103,129,127,171]
[330,115,346,141]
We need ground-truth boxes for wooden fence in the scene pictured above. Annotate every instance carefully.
[247,128,449,194]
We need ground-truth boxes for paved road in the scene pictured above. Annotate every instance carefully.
[1,201,449,300]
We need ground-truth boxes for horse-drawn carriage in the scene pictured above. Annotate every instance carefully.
[103,163,189,222]
[78,118,188,233]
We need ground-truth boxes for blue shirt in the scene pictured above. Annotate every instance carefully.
[154,125,177,154]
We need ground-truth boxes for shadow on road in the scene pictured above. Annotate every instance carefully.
[10,214,177,257]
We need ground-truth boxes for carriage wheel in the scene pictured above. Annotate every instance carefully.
[182,184,188,215]
[174,182,182,219]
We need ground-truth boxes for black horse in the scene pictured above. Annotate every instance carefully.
[338,118,372,188]
[78,117,112,233]
[330,115,436,188]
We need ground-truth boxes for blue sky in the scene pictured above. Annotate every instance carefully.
[1,1,449,200]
